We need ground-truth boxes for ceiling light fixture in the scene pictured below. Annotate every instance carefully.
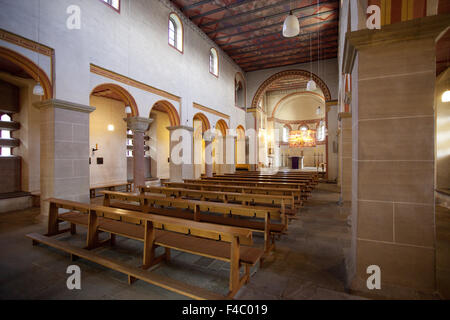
[125,106,132,114]
[283,11,300,37]
[33,0,44,97]
[307,31,317,91]
[282,1,300,38]
[443,90,450,103]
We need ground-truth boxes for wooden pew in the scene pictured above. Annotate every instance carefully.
[90,182,133,198]
[163,182,304,204]
[101,190,286,252]
[29,198,265,299]
[183,179,311,198]
[204,176,314,188]
[139,185,297,211]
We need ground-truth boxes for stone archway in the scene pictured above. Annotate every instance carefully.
[251,69,332,109]
[90,83,139,117]
[0,46,53,100]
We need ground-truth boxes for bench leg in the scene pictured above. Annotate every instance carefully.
[110,233,116,246]
[70,223,77,235]
[142,221,155,270]
[128,275,137,285]
[228,236,241,298]
[165,248,171,262]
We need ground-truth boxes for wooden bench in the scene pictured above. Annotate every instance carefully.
[90,182,133,198]
[201,176,313,189]
[163,182,304,204]
[139,185,297,212]
[184,179,311,198]
[30,198,265,299]
[101,191,286,252]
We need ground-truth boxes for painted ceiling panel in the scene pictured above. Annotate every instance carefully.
[171,0,339,72]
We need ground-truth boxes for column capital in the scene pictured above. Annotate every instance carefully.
[338,112,352,121]
[124,117,153,133]
[34,99,96,113]
[343,13,450,73]
[166,125,194,132]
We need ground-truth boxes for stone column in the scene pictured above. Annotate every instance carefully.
[344,14,449,296]
[224,132,236,174]
[339,112,352,203]
[167,125,194,182]
[203,131,215,177]
[125,117,153,190]
[34,99,95,216]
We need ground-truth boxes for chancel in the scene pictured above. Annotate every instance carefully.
[0,0,449,301]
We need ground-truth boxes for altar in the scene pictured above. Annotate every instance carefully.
[289,156,304,170]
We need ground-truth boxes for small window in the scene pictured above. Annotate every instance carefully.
[127,150,133,158]
[100,0,120,11]
[209,48,219,77]
[1,114,12,122]
[317,121,326,142]
[1,147,11,157]
[168,13,183,52]
[299,125,309,131]
[282,126,290,143]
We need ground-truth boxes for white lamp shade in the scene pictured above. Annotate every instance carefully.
[282,12,300,38]
[33,83,44,96]
[125,106,132,114]
[442,90,450,102]
[307,80,317,91]
[316,106,322,115]
[107,124,115,131]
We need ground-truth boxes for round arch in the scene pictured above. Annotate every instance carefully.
[215,119,228,136]
[0,46,53,100]
[251,69,332,109]
[90,83,139,116]
[193,112,211,134]
[151,100,180,127]
[271,91,325,118]
[236,125,245,137]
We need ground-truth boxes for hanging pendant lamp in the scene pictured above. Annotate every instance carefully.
[283,11,300,38]
[33,82,44,96]
[443,90,450,103]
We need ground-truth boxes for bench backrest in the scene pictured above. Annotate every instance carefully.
[139,186,292,201]
[46,198,253,244]
[101,190,282,220]
[163,182,302,195]
[184,179,305,189]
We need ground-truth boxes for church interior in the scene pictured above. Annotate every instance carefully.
[0,0,449,300]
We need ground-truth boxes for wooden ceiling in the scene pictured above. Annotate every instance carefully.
[170,0,339,72]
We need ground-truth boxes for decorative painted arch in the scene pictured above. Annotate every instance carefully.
[151,100,180,127]
[215,119,228,136]
[251,69,332,109]
[0,46,53,100]
[90,83,139,116]
[236,125,246,139]
[193,112,211,134]
[271,91,325,118]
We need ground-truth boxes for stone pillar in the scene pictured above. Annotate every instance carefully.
[125,117,153,190]
[345,15,449,295]
[339,112,352,203]
[224,133,236,174]
[203,131,215,177]
[167,125,194,182]
[34,99,95,216]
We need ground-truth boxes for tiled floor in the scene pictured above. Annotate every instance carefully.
[0,184,448,300]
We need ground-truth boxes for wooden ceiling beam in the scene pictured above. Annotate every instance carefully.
[219,18,338,47]
[208,1,338,36]
[234,41,338,64]
[212,9,337,41]
[230,36,338,59]
[224,25,337,53]
[190,0,258,20]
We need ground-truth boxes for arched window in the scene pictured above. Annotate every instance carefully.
[282,125,290,143]
[299,125,309,132]
[317,121,326,142]
[168,13,183,52]
[209,48,219,77]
